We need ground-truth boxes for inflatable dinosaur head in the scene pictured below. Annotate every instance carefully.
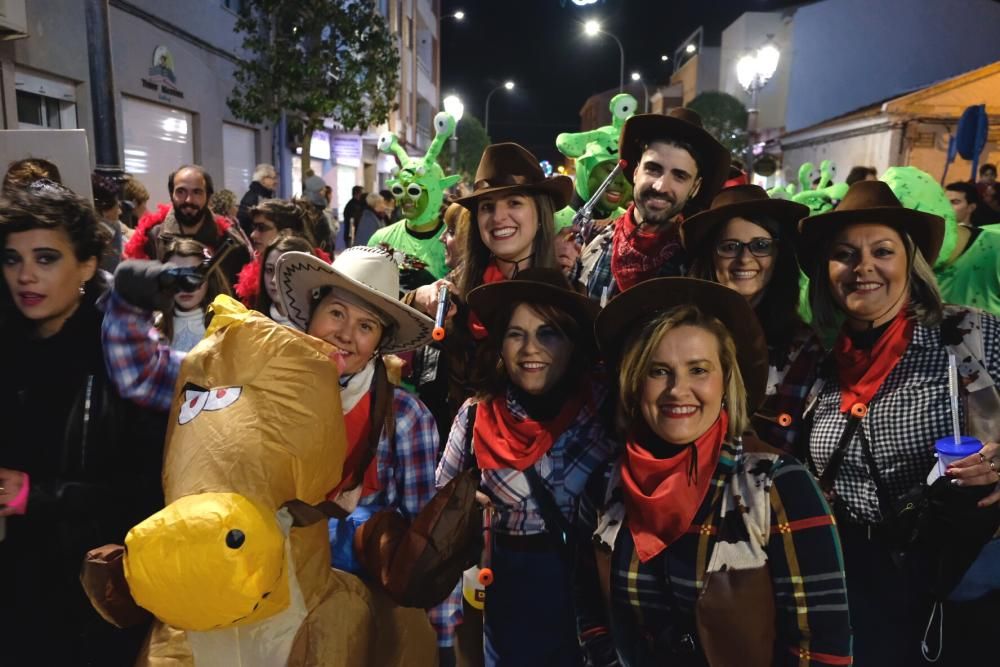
[379,112,461,227]
[556,93,637,213]
[123,297,347,632]
[881,166,957,268]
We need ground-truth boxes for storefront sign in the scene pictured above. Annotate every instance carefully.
[141,46,185,102]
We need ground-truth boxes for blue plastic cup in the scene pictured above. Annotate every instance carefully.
[935,436,983,475]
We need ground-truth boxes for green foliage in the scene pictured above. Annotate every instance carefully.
[687,91,749,158]
[228,0,401,157]
[437,114,491,183]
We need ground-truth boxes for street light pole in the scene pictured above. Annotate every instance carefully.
[631,72,649,113]
[737,44,780,181]
[484,81,514,139]
[443,95,465,173]
[584,20,625,93]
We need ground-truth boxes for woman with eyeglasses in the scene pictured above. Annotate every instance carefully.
[682,185,820,453]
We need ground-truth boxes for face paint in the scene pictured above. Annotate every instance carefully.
[378,112,461,227]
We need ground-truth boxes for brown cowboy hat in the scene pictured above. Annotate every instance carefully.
[681,185,810,253]
[595,277,769,411]
[454,143,573,211]
[467,268,601,346]
[619,108,732,206]
[795,180,945,275]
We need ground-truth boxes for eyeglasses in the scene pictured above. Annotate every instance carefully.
[715,237,776,258]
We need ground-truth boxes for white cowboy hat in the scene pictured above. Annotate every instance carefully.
[276,247,433,354]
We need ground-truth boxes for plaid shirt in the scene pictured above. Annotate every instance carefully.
[577,441,852,666]
[101,291,183,412]
[755,323,827,456]
[436,382,619,535]
[807,308,1000,525]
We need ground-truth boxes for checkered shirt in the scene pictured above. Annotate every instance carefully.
[807,309,1000,525]
[576,442,852,666]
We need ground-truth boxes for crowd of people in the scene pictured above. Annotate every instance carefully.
[1,104,999,667]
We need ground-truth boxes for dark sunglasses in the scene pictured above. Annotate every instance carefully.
[715,237,776,258]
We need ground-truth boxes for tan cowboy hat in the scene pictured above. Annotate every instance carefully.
[275,247,434,355]
[618,108,732,207]
[595,277,769,411]
[795,180,945,275]
[681,185,810,253]
[454,143,573,211]
[466,268,601,347]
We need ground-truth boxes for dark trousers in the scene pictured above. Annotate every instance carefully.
[840,522,1000,666]
[483,537,582,667]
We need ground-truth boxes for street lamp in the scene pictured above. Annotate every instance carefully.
[630,71,649,113]
[443,94,464,172]
[660,54,669,62]
[583,19,625,93]
[737,44,780,178]
[685,43,696,54]
[452,10,464,21]
[484,80,514,139]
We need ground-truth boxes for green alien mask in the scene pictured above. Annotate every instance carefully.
[378,112,461,227]
[555,93,638,217]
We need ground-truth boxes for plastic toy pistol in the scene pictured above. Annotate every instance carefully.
[159,235,241,293]
[432,285,449,342]
[478,506,494,588]
[573,159,627,245]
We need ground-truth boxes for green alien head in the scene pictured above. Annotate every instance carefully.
[555,93,637,215]
[378,111,461,227]
[881,166,957,269]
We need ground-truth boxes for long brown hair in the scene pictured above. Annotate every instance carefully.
[159,239,231,342]
[455,190,559,297]
[257,232,316,316]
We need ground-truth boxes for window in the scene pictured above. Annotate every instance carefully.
[14,69,77,129]
[16,91,64,128]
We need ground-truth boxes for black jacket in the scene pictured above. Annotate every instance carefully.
[237,180,275,238]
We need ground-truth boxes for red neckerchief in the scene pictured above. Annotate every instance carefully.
[833,307,914,413]
[472,383,591,471]
[467,260,507,340]
[328,393,382,498]
[620,411,728,563]
[610,204,684,292]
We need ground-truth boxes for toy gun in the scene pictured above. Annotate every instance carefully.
[432,285,449,341]
[159,235,241,293]
[572,159,627,246]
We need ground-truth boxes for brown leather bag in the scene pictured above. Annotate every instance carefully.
[80,544,152,629]
[354,469,482,608]
[695,566,775,667]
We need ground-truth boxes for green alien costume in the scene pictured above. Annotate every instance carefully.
[553,93,638,231]
[883,166,1000,317]
[371,112,461,291]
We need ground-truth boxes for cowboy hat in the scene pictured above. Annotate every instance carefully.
[595,277,769,411]
[275,247,433,355]
[796,180,945,275]
[466,267,601,346]
[454,143,573,211]
[681,185,809,254]
[618,108,731,206]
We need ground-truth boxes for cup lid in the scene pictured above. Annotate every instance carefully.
[934,435,982,456]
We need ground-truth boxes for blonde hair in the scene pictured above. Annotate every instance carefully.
[616,305,749,440]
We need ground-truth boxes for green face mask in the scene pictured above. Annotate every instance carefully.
[556,93,638,210]
[379,112,461,227]
[586,161,633,212]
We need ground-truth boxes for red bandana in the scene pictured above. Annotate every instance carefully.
[467,260,507,340]
[833,307,914,413]
[328,393,382,498]
[472,384,590,471]
[610,204,684,292]
[620,411,728,562]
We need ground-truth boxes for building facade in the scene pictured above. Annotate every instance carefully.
[0,0,270,209]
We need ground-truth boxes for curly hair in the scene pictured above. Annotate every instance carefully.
[2,158,63,195]
[209,189,238,218]
[251,198,317,246]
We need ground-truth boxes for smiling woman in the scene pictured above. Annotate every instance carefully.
[0,180,165,663]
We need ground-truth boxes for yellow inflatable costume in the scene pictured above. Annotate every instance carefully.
[87,297,436,666]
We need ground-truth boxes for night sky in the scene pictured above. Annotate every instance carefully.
[440,0,803,164]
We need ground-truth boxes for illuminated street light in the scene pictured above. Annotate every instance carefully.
[453,10,465,20]
[685,43,696,54]
[630,72,649,113]
[660,54,669,62]
[442,94,464,122]
[485,81,515,138]
[736,43,781,178]
[583,19,625,92]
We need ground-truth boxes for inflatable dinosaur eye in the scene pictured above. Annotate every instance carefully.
[225,529,246,549]
[377,132,394,153]
[204,387,242,412]
[612,95,637,121]
[178,389,209,425]
[433,112,455,136]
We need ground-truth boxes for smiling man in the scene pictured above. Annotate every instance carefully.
[577,109,731,303]
[124,164,250,283]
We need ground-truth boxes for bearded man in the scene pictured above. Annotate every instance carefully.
[577,109,730,303]
[124,164,250,283]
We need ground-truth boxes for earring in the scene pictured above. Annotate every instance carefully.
[79,282,86,296]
